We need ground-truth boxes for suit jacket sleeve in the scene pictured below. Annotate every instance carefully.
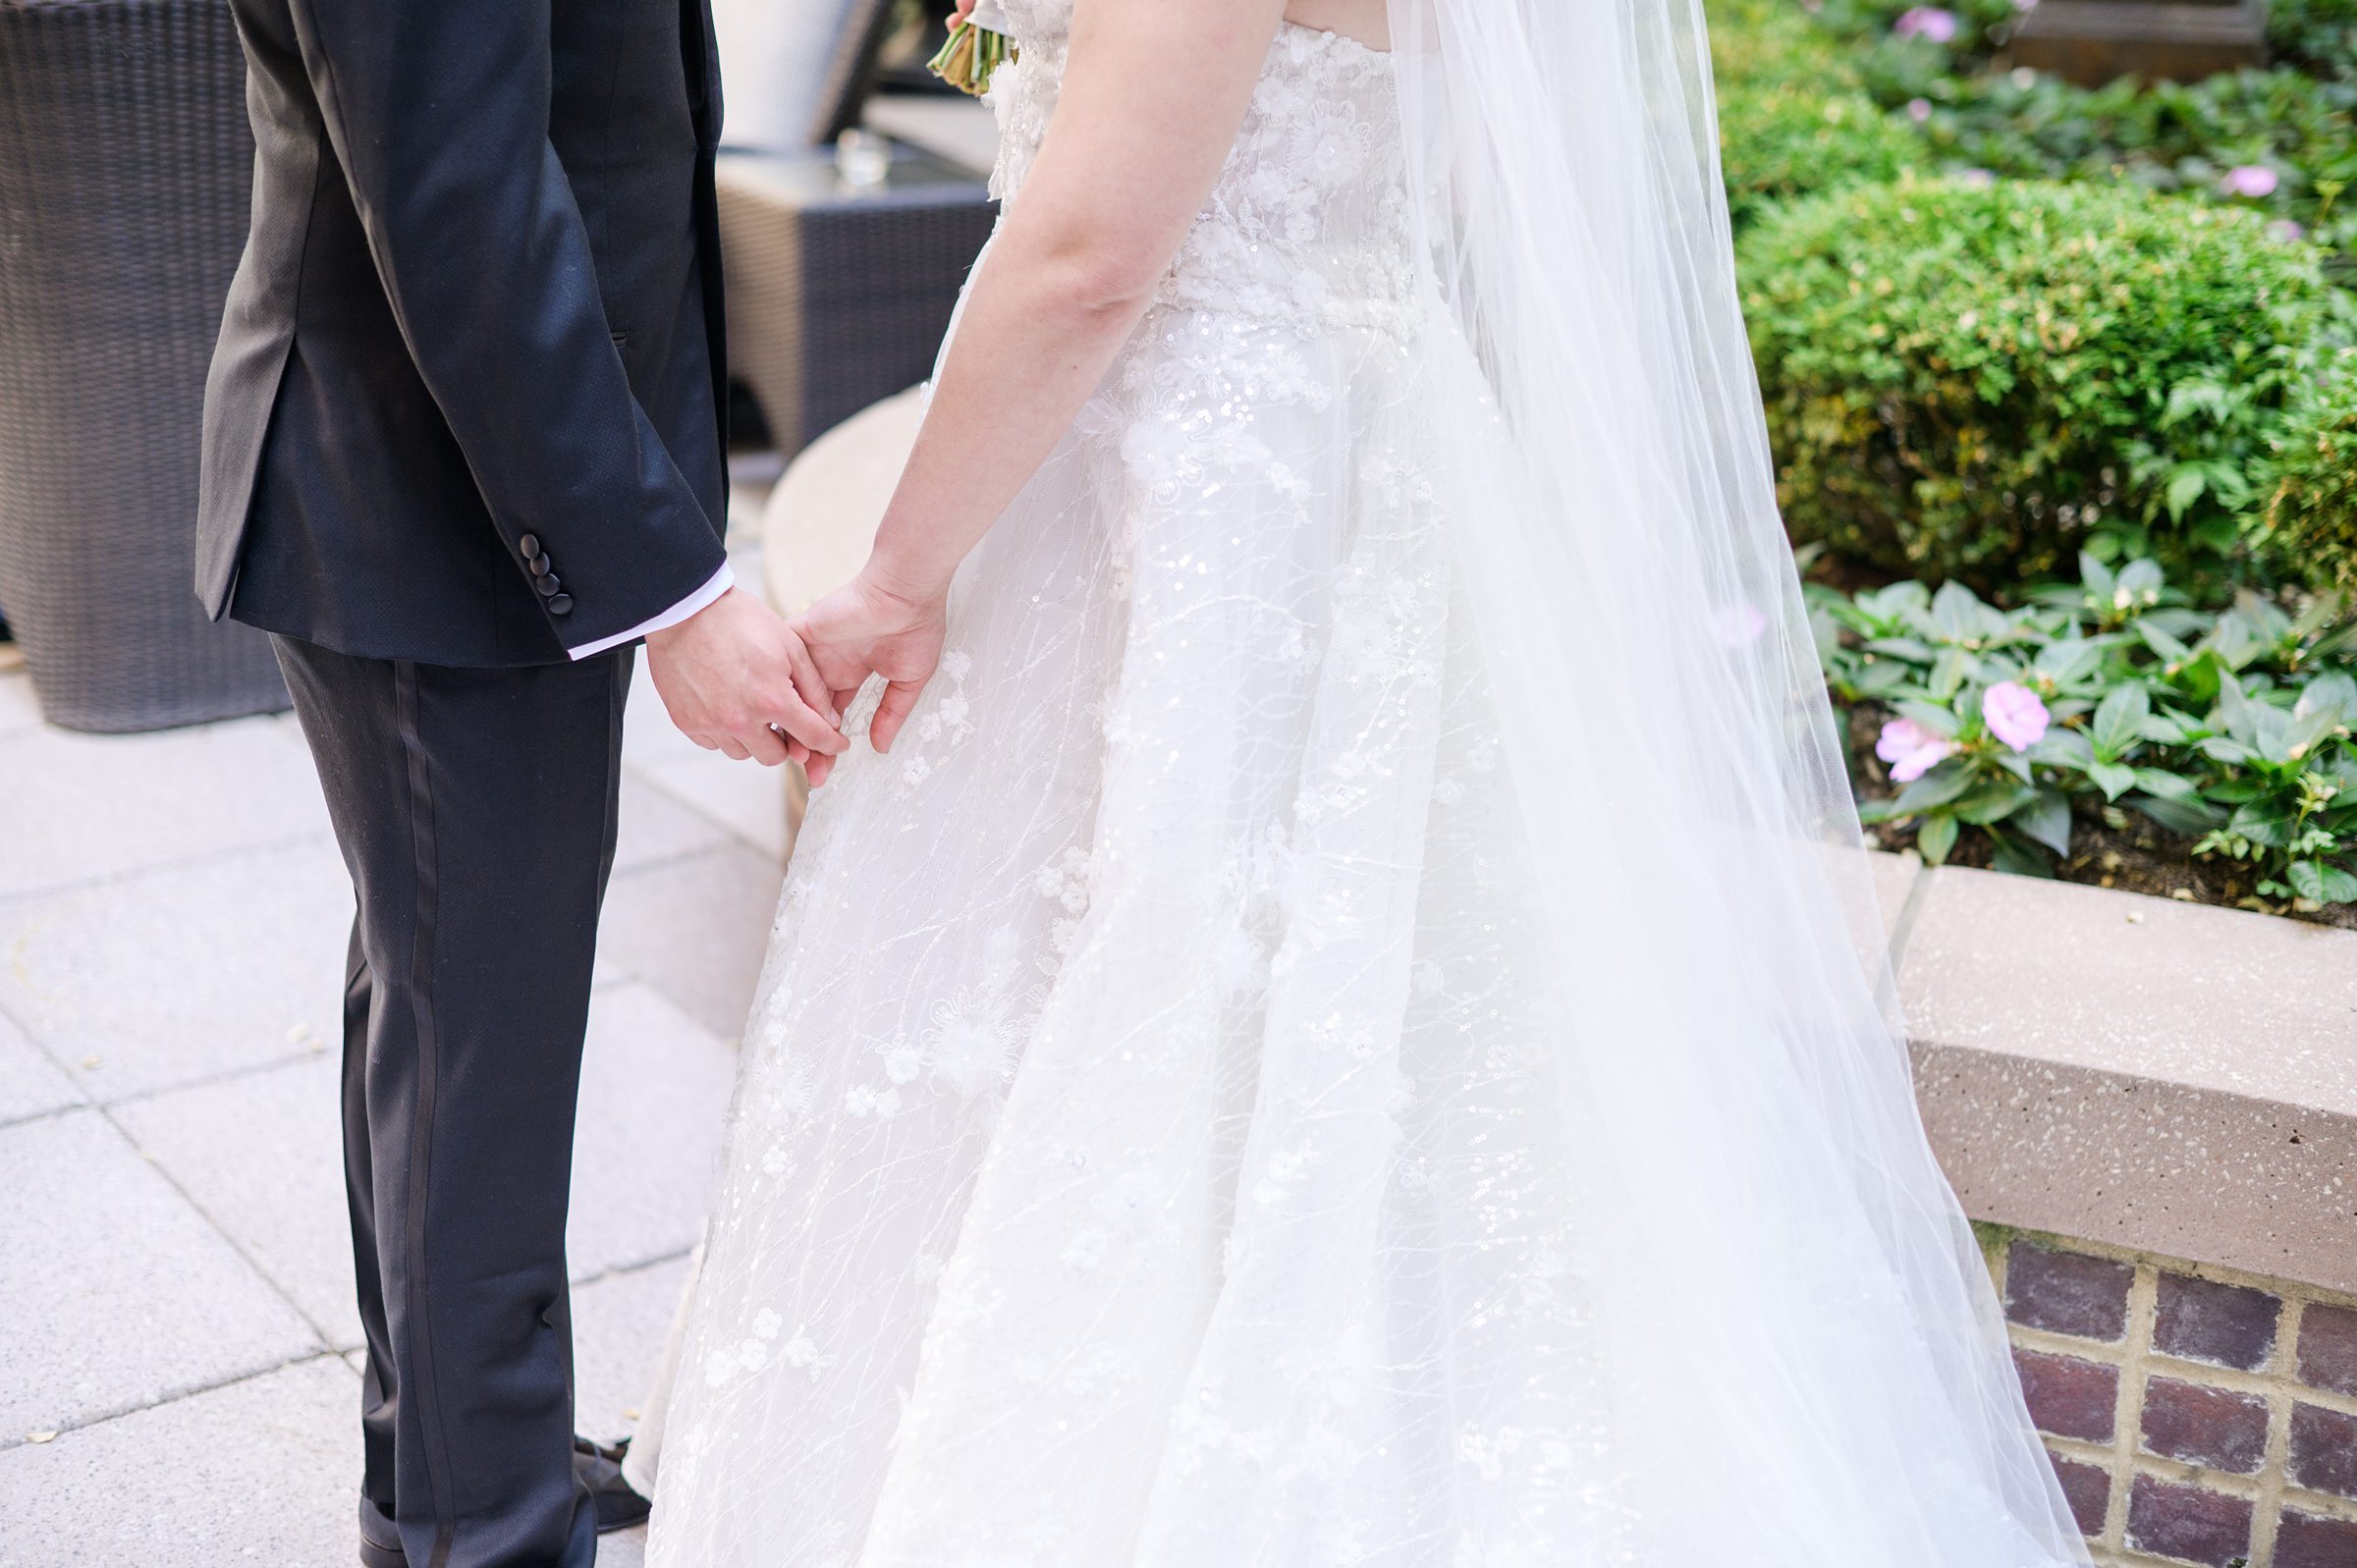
[281,0,728,653]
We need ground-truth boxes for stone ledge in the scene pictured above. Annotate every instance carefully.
[1890,855,2357,1296]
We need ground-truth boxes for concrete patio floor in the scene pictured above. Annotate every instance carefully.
[0,516,794,1566]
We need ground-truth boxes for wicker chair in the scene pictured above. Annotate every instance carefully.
[0,0,288,731]
[718,143,998,460]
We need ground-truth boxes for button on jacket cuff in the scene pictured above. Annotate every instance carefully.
[567,563,735,660]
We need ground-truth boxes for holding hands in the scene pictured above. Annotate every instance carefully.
[644,566,947,788]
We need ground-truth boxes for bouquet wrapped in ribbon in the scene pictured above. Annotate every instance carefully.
[928,1,1017,96]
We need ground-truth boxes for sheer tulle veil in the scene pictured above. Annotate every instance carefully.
[1383,0,2089,1558]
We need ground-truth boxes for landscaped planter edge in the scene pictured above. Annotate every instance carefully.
[1882,852,2357,1297]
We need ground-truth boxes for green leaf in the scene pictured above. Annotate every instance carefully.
[1989,829,2056,880]
[2128,791,2227,837]
[2131,768,2201,801]
[2136,620,2194,666]
[1892,762,1977,815]
[1929,580,1990,645]
[2294,671,2357,730]
[1894,699,1962,739]
[2289,860,2331,902]
[2164,465,2210,521]
[2091,683,2151,759]
[2033,637,2105,687]
[2030,728,2096,769]
[1955,782,2039,825]
[2010,787,2074,856]
[2088,761,2139,801]
[1917,813,1959,866]
[2229,799,2296,847]
[1857,796,1900,826]
[1930,647,1977,700]
[2322,865,2357,905]
[2214,675,2264,750]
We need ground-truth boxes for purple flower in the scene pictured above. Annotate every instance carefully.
[1907,97,1934,123]
[1981,681,2050,751]
[2270,218,2307,243]
[2220,164,2279,199]
[1954,168,1998,190]
[1877,718,1959,783]
[1893,6,1960,41]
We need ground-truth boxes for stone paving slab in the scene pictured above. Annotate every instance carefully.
[614,771,735,876]
[573,1254,695,1449]
[569,985,740,1282]
[112,1050,360,1351]
[0,1005,83,1127]
[596,845,784,1043]
[633,751,798,864]
[0,838,353,1104]
[106,980,740,1359]
[0,669,41,737]
[0,1109,320,1441]
[0,711,329,899]
[0,1354,359,1568]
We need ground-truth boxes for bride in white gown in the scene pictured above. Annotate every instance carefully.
[643,0,2092,1563]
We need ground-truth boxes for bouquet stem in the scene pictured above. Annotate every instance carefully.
[927,20,1016,97]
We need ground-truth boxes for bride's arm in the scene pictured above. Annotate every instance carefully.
[793,0,1292,762]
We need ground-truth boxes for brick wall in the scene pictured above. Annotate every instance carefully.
[1988,1230,2357,1567]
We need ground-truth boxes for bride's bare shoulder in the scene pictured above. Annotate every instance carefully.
[1280,0,1391,50]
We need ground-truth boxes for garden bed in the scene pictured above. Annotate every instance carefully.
[1848,704,2357,929]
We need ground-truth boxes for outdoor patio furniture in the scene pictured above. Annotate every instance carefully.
[0,0,289,731]
[712,0,902,154]
[2005,0,2265,83]
[717,142,996,460]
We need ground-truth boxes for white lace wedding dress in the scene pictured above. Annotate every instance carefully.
[642,5,2087,1565]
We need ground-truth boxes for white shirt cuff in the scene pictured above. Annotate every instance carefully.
[568,563,736,660]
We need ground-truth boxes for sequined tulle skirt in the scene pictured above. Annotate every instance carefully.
[639,280,1622,1565]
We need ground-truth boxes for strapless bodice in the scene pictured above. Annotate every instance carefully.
[985,7,1416,338]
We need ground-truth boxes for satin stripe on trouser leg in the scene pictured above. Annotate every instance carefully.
[274,636,631,1568]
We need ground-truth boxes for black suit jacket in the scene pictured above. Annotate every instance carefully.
[198,0,732,667]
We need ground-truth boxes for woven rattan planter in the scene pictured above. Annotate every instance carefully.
[0,0,287,731]
[717,143,996,460]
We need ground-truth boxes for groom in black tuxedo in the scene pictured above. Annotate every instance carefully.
[197,1,841,1564]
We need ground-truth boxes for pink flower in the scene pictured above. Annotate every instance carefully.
[1907,97,1934,123]
[1711,602,1770,647]
[2220,165,2278,199]
[1954,168,1998,190]
[1893,6,1959,41]
[2270,218,2307,243]
[1981,681,2050,751]
[1877,718,1958,783]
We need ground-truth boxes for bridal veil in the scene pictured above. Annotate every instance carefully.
[1381,0,2089,1557]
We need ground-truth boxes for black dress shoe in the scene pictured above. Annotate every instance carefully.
[355,1439,646,1564]
[575,1435,652,1534]
[356,1503,404,1568]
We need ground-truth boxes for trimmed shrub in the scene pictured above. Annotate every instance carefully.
[2259,352,2357,592]
[1739,178,2339,588]
[1718,81,1932,229]
[2269,0,2357,80]
[1709,0,1849,89]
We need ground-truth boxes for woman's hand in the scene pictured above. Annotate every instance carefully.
[792,566,951,783]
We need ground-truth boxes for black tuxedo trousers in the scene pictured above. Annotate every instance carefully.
[276,638,631,1568]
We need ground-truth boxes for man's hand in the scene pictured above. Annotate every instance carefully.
[953,0,978,22]
[793,567,951,783]
[645,587,848,769]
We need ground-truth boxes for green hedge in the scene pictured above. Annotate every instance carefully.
[1718,81,1930,230]
[2260,353,2357,593]
[1739,178,2338,587]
